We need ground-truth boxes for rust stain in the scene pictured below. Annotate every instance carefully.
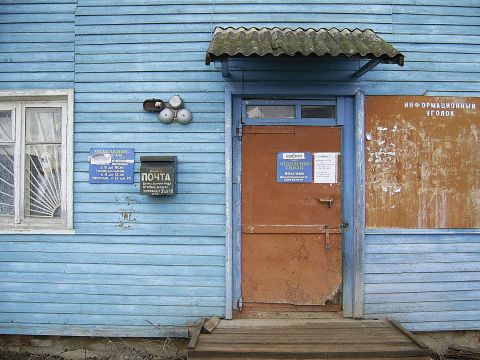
[241,126,342,307]
[366,96,480,228]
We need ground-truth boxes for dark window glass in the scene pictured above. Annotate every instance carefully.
[301,105,336,118]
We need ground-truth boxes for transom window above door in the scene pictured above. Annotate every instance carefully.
[242,99,339,125]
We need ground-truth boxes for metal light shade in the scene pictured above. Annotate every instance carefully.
[168,95,183,110]
[176,109,193,124]
[159,108,174,123]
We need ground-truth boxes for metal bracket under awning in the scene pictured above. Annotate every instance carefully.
[220,57,390,79]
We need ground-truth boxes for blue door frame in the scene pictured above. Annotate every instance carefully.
[224,88,366,319]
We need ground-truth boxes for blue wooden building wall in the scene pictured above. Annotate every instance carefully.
[0,0,479,336]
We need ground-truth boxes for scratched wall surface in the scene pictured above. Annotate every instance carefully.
[366,96,480,229]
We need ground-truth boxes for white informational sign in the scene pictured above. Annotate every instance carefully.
[314,152,338,183]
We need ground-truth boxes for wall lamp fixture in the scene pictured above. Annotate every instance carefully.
[143,95,193,125]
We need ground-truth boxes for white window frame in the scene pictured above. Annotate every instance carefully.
[0,89,74,234]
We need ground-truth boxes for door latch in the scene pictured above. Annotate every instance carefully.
[317,198,334,208]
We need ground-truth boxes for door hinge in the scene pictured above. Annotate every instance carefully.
[341,222,349,229]
[237,297,243,311]
[236,126,242,139]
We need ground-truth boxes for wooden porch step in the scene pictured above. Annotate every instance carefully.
[188,318,433,359]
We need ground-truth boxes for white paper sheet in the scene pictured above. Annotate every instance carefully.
[314,152,338,183]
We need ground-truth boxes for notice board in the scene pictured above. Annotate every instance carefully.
[366,96,479,228]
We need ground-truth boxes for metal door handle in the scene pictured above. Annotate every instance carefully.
[317,198,334,208]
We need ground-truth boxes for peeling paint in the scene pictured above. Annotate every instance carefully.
[366,96,480,228]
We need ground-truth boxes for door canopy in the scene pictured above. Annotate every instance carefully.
[205,27,404,78]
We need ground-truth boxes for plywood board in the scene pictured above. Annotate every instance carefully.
[366,96,479,228]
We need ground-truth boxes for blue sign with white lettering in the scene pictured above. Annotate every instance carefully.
[89,148,135,184]
[276,152,313,183]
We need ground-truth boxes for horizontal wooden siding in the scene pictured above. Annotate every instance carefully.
[0,0,478,337]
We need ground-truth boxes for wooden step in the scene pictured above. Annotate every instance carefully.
[188,318,433,359]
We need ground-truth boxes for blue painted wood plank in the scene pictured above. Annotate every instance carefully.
[0,62,74,72]
[0,241,225,255]
[74,223,225,236]
[78,0,391,4]
[75,13,392,26]
[365,243,480,254]
[75,72,226,83]
[394,24,480,36]
[75,82,225,92]
[74,193,225,205]
[0,290,224,306]
[75,61,212,72]
[366,272,480,284]
[1,272,224,290]
[75,4,392,16]
[75,51,204,63]
[0,22,74,33]
[0,290,224,307]
[365,301,480,314]
[0,33,74,43]
[392,13,480,25]
[74,212,225,224]
[0,4,77,13]
[365,291,480,304]
[0,324,188,338]
[394,4,480,16]
[0,313,205,327]
[0,303,223,317]
[2,0,76,3]
[0,235,225,246]
[0,262,224,279]
[366,234,480,244]
[75,132,223,143]
[0,82,75,90]
[365,262,480,274]
[366,253,480,264]
[0,280,225,297]
[366,282,480,294]
[0,52,74,62]
[0,13,73,24]
[0,43,74,52]
[74,142,224,153]
[74,203,225,215]
[0,72,74,82]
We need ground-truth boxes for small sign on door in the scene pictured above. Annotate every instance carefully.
[314,152,338,183]
[276,152,313,183]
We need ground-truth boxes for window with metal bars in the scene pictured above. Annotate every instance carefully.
[0,97,72,231]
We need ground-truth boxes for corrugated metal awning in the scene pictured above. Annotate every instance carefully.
[205,27,404,78]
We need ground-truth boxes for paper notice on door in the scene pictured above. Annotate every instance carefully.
[314,152,338,183]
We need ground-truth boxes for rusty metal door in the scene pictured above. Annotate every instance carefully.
[241,125,342,307]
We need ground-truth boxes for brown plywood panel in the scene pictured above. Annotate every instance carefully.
[241,126,342,306]
[242,126,342,228]
[242,233,342,305]
[366,96,480,228]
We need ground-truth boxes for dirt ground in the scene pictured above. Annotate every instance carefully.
[0,335,187,360]
[0,349,185,360]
